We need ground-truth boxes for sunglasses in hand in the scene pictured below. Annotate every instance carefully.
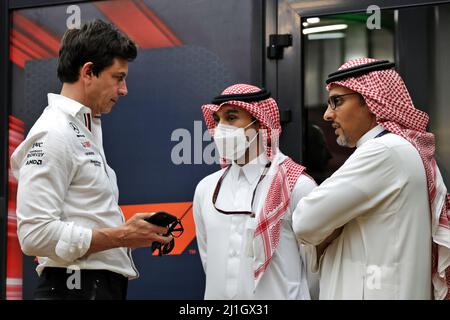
[145,211,185,256]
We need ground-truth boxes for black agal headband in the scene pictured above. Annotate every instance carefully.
[211,88,271,104]
[325,60,395,84]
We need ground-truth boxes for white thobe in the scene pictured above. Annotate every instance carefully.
[293,125,432,299]
[193,152,317,299]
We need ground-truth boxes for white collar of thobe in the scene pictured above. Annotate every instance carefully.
[230,152,269,184]
[356,124,385,148]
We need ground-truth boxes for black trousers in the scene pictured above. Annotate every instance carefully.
[34,267,128,300]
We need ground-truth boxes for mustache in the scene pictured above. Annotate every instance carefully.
[332,123,341,129]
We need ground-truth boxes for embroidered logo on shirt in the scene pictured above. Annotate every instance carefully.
[69,122,80,134]
[90,160,101,167]
[69,122,85,138]
[25,141,44,165]
[26,150,44,159]
[81,141,91,148]
[25,159,42,165]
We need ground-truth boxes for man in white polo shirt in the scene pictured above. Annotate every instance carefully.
[11,19,171,300]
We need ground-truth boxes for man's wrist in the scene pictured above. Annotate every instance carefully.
[86,226,125,256]
[101,225,127,248]
[111,225,127,248]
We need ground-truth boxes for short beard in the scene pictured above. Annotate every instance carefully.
[336,134,350,147]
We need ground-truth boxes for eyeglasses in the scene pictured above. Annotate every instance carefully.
[212,162,271,217]
[151,212,186,257]
[327,93,360,110]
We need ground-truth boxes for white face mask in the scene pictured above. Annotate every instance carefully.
[213,120,258,161]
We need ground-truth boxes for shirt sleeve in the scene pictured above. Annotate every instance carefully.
[193,180,207,273]
[292,140,395,246]
[289,174,318,209]
[11,129,92,263]
[289,173,320,299]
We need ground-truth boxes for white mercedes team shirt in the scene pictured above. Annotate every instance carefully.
[11,93,138,279]
[193,151,317,299]
[293,125,432,299]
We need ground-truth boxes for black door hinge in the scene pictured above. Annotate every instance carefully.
[267,34,292,60]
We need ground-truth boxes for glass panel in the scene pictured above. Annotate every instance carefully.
[429,4,450,186]
[302,6,449,187]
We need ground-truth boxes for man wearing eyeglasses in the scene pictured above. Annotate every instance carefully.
[293,58,450,300]
[193,83,318,300]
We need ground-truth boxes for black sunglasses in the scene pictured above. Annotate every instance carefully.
[152,207,188,256]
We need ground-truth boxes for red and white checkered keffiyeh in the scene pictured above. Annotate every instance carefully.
[202,83,306,284]
[327,58,450,300]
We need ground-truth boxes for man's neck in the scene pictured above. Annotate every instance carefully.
[352,118,378,148]
[356,124,385,148]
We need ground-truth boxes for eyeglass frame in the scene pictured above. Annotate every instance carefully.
[327,92,361,110]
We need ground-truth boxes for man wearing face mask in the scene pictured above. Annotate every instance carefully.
[193,83,318,299]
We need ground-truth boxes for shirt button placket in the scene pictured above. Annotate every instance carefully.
[225,216,242,299]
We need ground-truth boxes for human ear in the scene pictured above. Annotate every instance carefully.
[81,62,94,79]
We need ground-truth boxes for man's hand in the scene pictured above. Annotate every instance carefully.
[84,212,173,257]
[119,212,173,249]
